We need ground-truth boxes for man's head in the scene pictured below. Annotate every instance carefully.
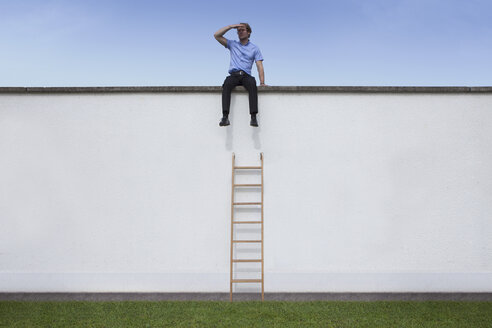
[237,23,251,41]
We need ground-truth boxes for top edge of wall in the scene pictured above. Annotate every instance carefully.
[1,86,492,94]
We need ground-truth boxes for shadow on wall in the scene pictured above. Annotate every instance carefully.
[224,124,261,150]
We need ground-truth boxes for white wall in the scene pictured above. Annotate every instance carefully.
[1,89,492,292]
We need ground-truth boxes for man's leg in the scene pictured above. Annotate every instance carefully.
[241,75,259,126]
[221,75,240,120]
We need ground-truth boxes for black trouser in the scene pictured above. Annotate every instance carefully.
[222,72,258,116]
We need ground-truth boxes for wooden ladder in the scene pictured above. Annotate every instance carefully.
[230,152,264,302]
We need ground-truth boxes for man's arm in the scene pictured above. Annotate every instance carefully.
[256,60,266,86]
[214,24,242,47]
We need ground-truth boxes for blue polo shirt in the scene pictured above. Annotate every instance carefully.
[226,39,264,75]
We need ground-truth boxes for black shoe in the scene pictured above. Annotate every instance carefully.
[219,117,230,126]
[250,116,258,127]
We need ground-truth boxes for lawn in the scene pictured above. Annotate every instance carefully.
[1,301,491,327]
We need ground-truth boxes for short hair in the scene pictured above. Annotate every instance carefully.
[240,23,252,34]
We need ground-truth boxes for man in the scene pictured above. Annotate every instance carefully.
[214,23,265,127]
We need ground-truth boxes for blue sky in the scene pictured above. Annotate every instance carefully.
[1,0,491,86]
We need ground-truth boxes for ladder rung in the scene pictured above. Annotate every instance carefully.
[234,166,262,169]
[232,240,262,243]
[234,184,262,187]
[233,221,262,224]
[233,259,262,262]
[233,202,262,205]
[232,279,262,283]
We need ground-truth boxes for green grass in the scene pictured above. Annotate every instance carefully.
[1,301,491,327]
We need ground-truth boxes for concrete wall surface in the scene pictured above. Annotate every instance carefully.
[1,87,492,292]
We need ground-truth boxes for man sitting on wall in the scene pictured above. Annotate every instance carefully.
[214,23,266,127]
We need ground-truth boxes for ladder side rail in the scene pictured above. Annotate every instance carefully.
[230,153,235,302]
[260,153,264,301]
